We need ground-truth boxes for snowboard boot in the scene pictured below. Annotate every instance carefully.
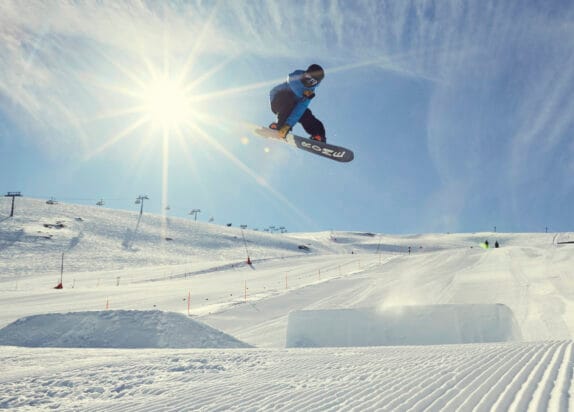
[269,122,290,139]
[310,134,326,143]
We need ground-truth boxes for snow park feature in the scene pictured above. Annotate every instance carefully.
[0,197,573,410]
[285,304,522,348]
[0,310,250,348]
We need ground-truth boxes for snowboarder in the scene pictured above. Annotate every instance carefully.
[269,64,327,142]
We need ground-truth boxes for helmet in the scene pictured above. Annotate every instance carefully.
[303,64,325,87]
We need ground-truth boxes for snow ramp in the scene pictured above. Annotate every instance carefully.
[0,310,251,348]
[286,304,522,348]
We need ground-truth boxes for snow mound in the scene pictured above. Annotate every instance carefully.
[0,310,251,348]
[286,304,522,348]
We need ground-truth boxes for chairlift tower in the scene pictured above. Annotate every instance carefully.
[4,192,22,217]
[135,195,149,216]
[189,208,201,221]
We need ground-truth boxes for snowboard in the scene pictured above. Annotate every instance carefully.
[254,127,354,163]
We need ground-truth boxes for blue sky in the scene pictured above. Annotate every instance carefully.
[1,0,573,234]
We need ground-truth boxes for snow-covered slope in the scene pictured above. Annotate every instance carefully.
[2,341,572,411]
[1,197,573,410]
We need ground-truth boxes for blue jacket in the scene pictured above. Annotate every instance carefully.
[270,69,319,127]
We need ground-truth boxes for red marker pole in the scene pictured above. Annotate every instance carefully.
[54,252,64,289]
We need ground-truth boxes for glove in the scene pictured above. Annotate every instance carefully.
[303,90,315,100]
[277,124,291,138]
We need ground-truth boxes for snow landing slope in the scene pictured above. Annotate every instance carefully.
[0,197,573,410]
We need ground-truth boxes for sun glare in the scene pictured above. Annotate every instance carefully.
[141,74,191,130]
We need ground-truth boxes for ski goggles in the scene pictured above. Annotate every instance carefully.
[302,73,320,87]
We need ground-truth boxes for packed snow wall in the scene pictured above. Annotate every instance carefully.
[286,304,522,348]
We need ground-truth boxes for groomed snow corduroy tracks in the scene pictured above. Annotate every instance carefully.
[2,341,572,411]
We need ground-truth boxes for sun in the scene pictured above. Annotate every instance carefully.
[140,73,191,131]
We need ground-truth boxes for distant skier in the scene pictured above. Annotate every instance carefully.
[268,64,327,142]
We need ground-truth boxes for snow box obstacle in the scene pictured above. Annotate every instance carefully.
[0,310,251,348]
[286,304,522,348]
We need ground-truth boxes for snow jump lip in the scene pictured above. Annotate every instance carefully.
[286,304,522,348]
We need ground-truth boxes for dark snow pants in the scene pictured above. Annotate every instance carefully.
[270,89,326,140]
